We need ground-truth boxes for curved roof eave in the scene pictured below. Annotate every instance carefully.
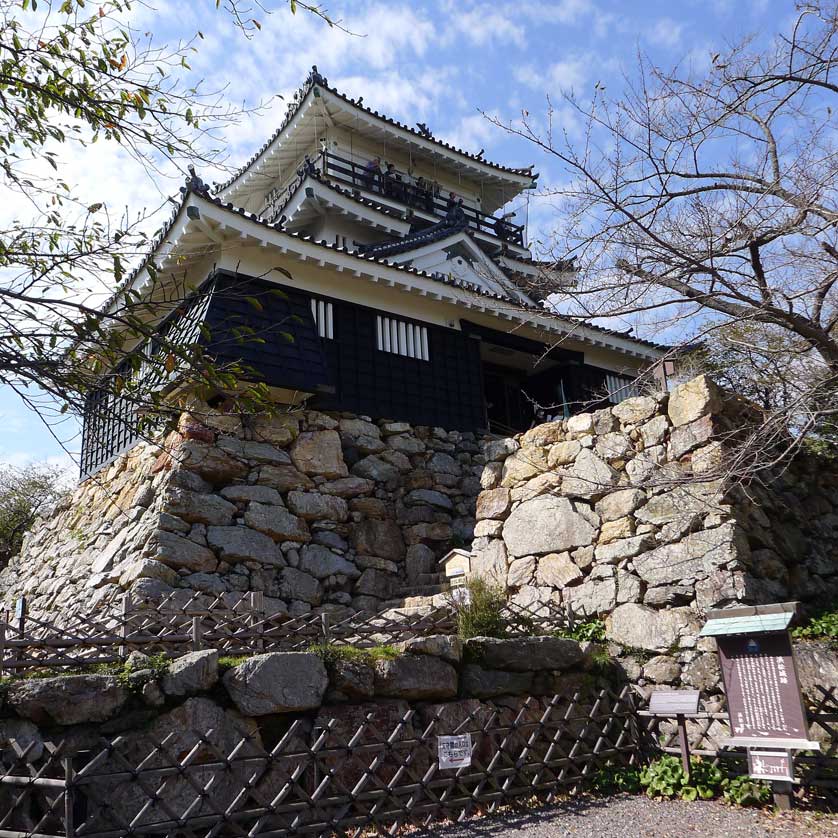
[215,69,537,201]
[106,187,671,361]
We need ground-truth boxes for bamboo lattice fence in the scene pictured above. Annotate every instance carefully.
[0,685,641,838]
[0,594,573,675]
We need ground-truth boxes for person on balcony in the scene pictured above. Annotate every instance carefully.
[362,157,382,191]
[493,211,516,241]
[383,162,398,198]
[416,176,434,213]
[446,196,467,227]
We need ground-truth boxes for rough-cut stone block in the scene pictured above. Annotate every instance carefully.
[279,567,322,604]
[507,555,535,587]
[667,375,721,428]
[8,675,128,725]
[245,503,310,543]
[374,655,458,700]
[178,440,249,484]
[256,464,315,492]
[484,437,519,462]
[501,450,547,487]
[355,567,395,599]
[565,567,617,616]
[218,438,291,465]
[299,544,361,579]
[287,491,349,522]
[220,485,283,505]
[148,530,217,572]
[395,634,462,664]
[668,415,716,460]
[351,455,399,483]
[319,476,375,497]
[351,519,405,561]
[642,655,681,684]
[163,489,236,526]
[595,488,646,523]
[640,414,670,448]
[465,636,586,672]
[599,516,635,544]
[472,539,508,581]
[290,430,347,478]
[503,495,596,557]
[633,523,747,586]
[476,487,511,520]
[223,652,327,715]
[460,665,533,698]
[561,449,619,499]
[162,650,219,696]
[547,439,581,467]
[535,552,582,587]
[567,413,594,436]
[207,525,282,565]
[606,603,700,652]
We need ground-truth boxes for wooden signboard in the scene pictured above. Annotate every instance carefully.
[648,690,700,716]
[747,749,795,782]
[716,632,809,743]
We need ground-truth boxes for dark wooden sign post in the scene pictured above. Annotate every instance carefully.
[700,602,820,809]
[647,690,700,780]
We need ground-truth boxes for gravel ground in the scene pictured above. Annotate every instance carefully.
[419,795,838,838]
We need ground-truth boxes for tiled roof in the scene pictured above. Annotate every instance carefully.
[359,215,469,257]
[215,67,536,194]
[105,179,669,355]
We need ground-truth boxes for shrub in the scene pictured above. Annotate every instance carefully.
[555,617,606,642]
[453,576,510,640]
[639,755,723,801]
[721,775,772,806]
[792,608,838,643]
[590,762,642,794]
[307,643,398,667]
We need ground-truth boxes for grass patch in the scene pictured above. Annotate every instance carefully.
[307,643,399,667]
[553,617,606,643]
[218,655,250,673]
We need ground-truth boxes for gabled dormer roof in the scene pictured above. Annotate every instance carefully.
[216,67,537,214]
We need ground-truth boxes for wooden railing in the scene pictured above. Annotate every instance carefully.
[320,151,526,247]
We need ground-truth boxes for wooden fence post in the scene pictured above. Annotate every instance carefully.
[15,596,26,637]
[119,592,131,659]
[251,591,265,653]
[63,756,76,838]
[321,613,330,646]
[191,616,203,651]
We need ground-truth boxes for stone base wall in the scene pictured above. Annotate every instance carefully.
[471,375,838,701]
[0,407,487,619]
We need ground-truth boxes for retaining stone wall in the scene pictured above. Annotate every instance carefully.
[0,407,487,620]
[472,375,838,704]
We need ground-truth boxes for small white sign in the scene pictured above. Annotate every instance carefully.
[438,733,472,770]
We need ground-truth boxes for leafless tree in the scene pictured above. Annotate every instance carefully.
[496,1,838,463]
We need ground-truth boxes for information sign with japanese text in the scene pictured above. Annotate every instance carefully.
[438,734,472,770]
[717,633,807,742]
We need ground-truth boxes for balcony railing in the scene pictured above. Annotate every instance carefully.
[320,151,526,247]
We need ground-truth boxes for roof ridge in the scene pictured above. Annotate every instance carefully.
[214,66,537,195]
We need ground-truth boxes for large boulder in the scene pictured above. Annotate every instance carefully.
[394,635,463,665]
[793,641,838,704]
[374,655,458,700]
[606,603,700,652]
[8,675,128,725]
[561,449,619,499]
[245,503,310,543]
[163,489,236,526]
[279,567,322,604]
[351,519,405,561]
[667,375,721,428]
[502,495,596,557]
[162,650,219,697]
[465,636,586,672]
[612,396,658,425]
[633,523,748,586]
[290,430,348,478]
[177,440,249,484]
[206,525,282,565]
[476,488,511,520]
[146,530,217,572]
[287,491,349,522]
[299,544,361,579]
[460,665,533,698]
[223,652,328,714]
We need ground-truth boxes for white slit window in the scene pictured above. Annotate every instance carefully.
[310,299,334,339]
[605,373,640,404]
[376,315,429,361]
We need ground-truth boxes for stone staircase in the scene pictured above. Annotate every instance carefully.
[381,569,451,611]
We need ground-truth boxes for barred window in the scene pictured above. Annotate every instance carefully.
[311,299,334,339]
[605,373,640,404]
[376,315,429,361]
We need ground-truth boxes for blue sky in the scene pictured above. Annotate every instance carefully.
[1,0,787,472]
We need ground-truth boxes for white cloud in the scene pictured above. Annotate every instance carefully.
[439,6,526,48]
[515,58,589,93]
[648,17,685,48]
